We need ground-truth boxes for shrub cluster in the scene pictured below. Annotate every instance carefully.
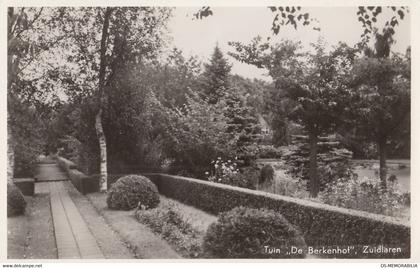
[7,182,27,217]
[206,158,258,189]
[203,206,306,258]
[145,173,410,258]
[319,177,408,218]
[107,175,160,210]
[135,203,202,258]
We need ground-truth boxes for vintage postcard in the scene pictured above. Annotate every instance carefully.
[1,0,418,266]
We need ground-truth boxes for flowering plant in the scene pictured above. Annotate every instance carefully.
[206,157,239,184]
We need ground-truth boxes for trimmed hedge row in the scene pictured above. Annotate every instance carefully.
[144,173,410,258]
[57,157,99,194]
[68,169,99,194]
[56,157,77,173]
[13,178,34,196]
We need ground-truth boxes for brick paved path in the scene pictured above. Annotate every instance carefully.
[49,181,104,259]
[34,157,105,259]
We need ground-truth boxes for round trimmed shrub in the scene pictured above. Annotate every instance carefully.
[203,206,306,258]
[107,175,159,210]
[7,182,27,217]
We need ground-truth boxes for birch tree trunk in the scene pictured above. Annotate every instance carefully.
[95,110,108,191]
[96,7,113,191]
[7,117,14,184]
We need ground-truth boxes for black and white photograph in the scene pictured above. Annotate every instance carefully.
[4,1,416,262]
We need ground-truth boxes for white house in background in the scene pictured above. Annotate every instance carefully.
[257,114,272,136]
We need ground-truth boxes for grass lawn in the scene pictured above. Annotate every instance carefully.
[86,192,180,259]
[8,194,57,259]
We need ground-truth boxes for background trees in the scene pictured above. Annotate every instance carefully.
[7,6,410,203]
[200,45,232,104]
[349,33,410,188]
[229,39,357,197]
[50,7,172,190]
[8,7,64,180]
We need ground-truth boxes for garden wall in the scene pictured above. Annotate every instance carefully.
[144,173,410,259]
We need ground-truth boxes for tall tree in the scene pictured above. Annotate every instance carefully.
[54,7,171,190]
[350,28,410,188]
[230,39,356,196]
[201,45,232,104]
[8,7,63,181]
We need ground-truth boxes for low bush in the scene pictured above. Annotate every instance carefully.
[135,203,202,258]
[7,182,27,217]
[206,158,259,189]
[107,175,159,210]
[203,206,306,258]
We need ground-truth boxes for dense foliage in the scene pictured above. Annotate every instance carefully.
[107,175,160,210]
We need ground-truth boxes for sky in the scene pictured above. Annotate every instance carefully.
[166,7,411,81]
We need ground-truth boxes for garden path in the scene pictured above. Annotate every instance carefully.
[35,161,68,182]
[34,159,178,259]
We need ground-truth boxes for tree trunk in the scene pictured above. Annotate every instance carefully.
[378,138,387,189]
[7,8,15,185]
[308,132,320,197]
[96,7,113,192]
[7,117,14,184]
[95,110,108,191]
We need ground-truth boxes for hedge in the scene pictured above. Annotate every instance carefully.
[57,157,98,194]
[56,157,77,173]
[144,173,410,258]
[68,169,99,195]
[13,178,34,196]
